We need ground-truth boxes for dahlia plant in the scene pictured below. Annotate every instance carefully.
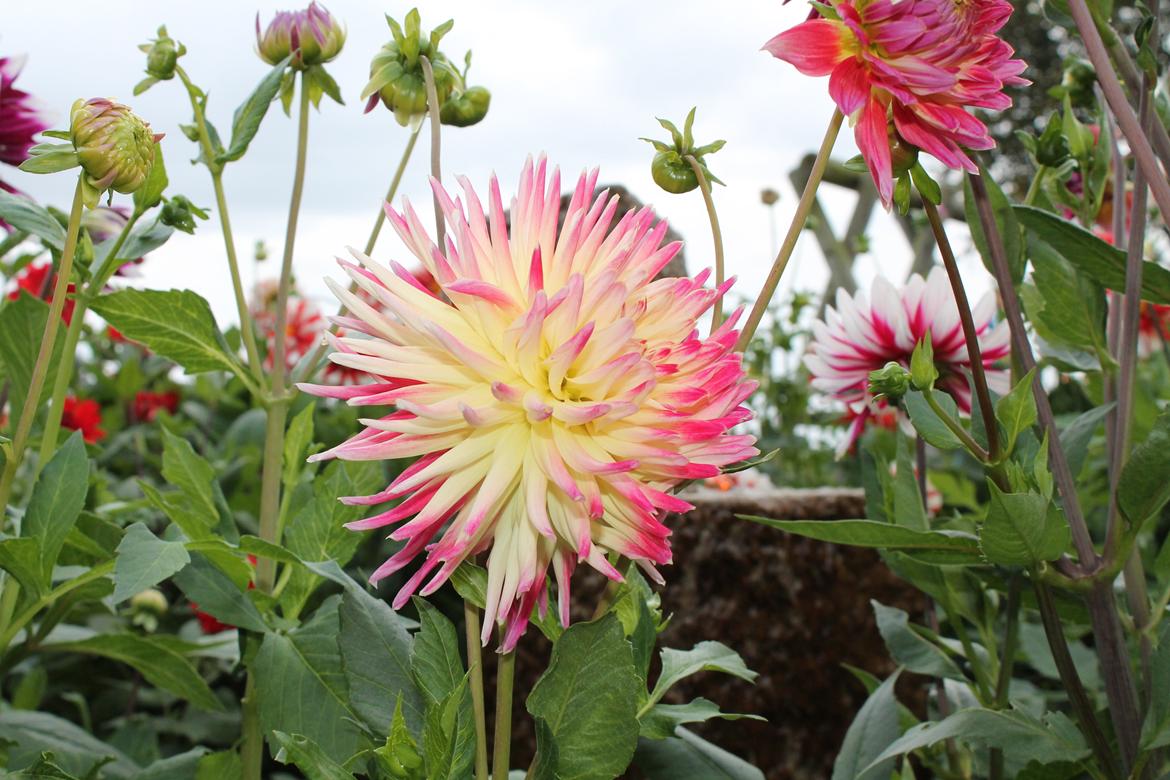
[1,1,1170,779]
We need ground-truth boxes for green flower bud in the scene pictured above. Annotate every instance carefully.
[868,361,912,404]
[160,195,209,235]
[256,2,346,70]
[130,588,169,615]
[1035,113,1071,168]
[70,98,162,207]
[889,126,919,178]
[440,85,490,127]
[361,9,459,127]
[641,107,725,195]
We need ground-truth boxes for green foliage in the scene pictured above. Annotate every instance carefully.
[831,671,900,780]
[980,484,1069,566]
[217,57,292,165]
[112,522,189,603]
[739,517,982,565]
[0,294,67,426]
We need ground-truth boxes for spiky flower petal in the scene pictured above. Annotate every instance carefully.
[0,55,49,190]
[805,268,1009,455]
[304,157,758,650]
[764,0,1028,205]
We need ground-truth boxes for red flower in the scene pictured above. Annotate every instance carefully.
[133,390,180,422]
[61,397,105,443]
[7,263,76,324]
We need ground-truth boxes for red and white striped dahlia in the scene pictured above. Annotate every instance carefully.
[302,157,758,650]
[805,267,1009,454]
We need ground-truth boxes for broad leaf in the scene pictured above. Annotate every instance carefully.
[23,433,89,589]
[980,484,1068,566]
[271,732,355,780]
[832,670,901,780]
[650,641,756,703]
[253,597,368,764]
[217,57,292,164]
[0,294,67,429]
[0,538,45,598]
[1060,404,1113,478]
[1117,410,1170,528]
[421,678,469,780]
[43,634,219,710]
[872,601,963,680]
[995,369,1037,457]
[1140,621,1170,749]
[0,710,138,778]
[90,289,238,375]
[892,435,928,531]
[633,727,764,780]
[740,517,983,565]
[639,698,763,740]
[527,615,641,780]
[173,553,266,633]
[112,523,190,603]
[904,391,963,451]
[1025,240,1108,360]
[0,190,67,249]
[161,429,220,531]
[374,697,424,779]
[965,169,1023,284]
[450,560,563,642]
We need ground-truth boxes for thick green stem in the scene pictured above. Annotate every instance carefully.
[737,110,843,351]
[175,65,264,379]
[492,650,516,780]
[989,575,1023,780]
[293,127,421,385]
[921,198,1000,461]
[36,210,142,471]
[241,672,263,779]
[0,559,113,654]
[465,601,490,780]
[684,154,725,333]
[0,178,87,516]
[419,55,446,249]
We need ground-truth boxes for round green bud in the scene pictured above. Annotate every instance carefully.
[651,151,699,194]
[440,85,491,127]
[867,361,912,403]
[361,11,459,127]
[70,98,161,199]
[145,35,180,80]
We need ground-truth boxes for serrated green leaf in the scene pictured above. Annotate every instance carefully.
[217,57,291,164]
[112,523,190,603]
[632,728,763,780]
[0,711,137,778]
[173,553,266,633]
[0,294,67,429]
[638,698,763,741]
[904,391,963,451]
[0,191,67,250]
[24,433,89,588]
[980,484,1068,566]
[1117,410,1170,528]
[161,429,219,530]
[271,731,355,780]
[995,369,1037,457]
[872,601,964,680]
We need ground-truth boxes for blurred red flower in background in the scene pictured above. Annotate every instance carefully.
[61,397,104,443]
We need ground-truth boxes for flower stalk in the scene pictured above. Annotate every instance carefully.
[737,110,843,351]
[492,650,517,780]
[0,177,87,514]
[465,601,490,780]
[419,54,445,248]
[684,153,725,332]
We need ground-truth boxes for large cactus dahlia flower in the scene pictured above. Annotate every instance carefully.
[303,157,758,650]
[806,267,1009,455]
[764,0,1027,206]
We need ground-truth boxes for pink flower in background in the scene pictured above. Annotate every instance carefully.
[0,55,49,191]
[302,157,758,650]
[250,281,326,373]
[763,0,1027,205]
[805,267,1009,455]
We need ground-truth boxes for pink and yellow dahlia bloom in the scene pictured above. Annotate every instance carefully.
[764,0,1027,205]
[805,268,1009,454]
[303,157,758,650]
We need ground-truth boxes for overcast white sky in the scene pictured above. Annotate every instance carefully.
[5,0,992,327]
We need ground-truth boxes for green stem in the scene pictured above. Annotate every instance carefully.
[175,65,264,380]
[921,198,1000,461]
[240,672,263,779]
[0,559,113,654]
[684,154,725,333]
[737,109,843,351]
[923,390,990,462]
[492,650,516,780]
[37,210,143,471]
[465,601,490,780]
[0,178,87,516]
[293,126,421,385]
[1022,165,1048,207]
[989,574,1023,780]
[419,55,446,249]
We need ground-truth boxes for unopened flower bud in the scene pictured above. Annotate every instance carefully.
[130,588,169,615]
[641,107,725,195]
[160,195,209,235]
[361,9,459,127]
[70,98,162,205]
[761,188,780,206]
[146,28,181,80]
[257,2,345,69]
[868,361,912,403]
[440,85,490,127]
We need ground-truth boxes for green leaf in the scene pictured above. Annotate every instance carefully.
[173,553,267,633]
[909,336,937,392]
[43,634,220,710]
[964,169,1023,284]
[217,57,292,164]
[1025,239,1108,360]
[422,677,469,780]
[374,696,424,779]
[337,578,423,738]
[740,517,983,565]
[633,728,764,780]
[832,670,901,780]
[867,707,1089,769]
[903,391,963,451]
[639,698,764,740]
[1060,404,1113,478]
[90,289,238,375]
[410,601,473,776]
[0,190,67,250]
[649,641,756,703]
[100,218,174,270]
[136,748,210,780]
[282,402,316,492]
[139,482,214,544]
[980,484,1068,566]
[161,429,219,534]
[252,597,368,764]
[1141,620,1170,749]
[271,732,355,780]
[872,601,964,680]
[527,615,642,780]
[995,369,1037,457]
[1117,410,1170,528]
[0,711,139,779]
[112,523,190,603]
[133,142,168,211]
[195,751,241,780]
[0,538,45,599]
[23,433,89,588]
[1015,206,1170,304]
[531,718,560,780]
[0,294,67,428]
[893,435,928,531]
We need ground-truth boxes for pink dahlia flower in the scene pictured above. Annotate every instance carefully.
[250,280,326,373]
[764,0,1027,205]
[805,267,1010,455]
[302,157,758,650]
[0,55,49,191]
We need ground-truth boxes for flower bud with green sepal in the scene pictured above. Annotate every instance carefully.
[868,362,912,405]
[439,52,490,127]
[361,8,460,128]
[160,195,209,235]
[640,107,725,194]
[134,26,185,95]
[909,335,938,392]
[70,98,164,208]
[256,2,345,70]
